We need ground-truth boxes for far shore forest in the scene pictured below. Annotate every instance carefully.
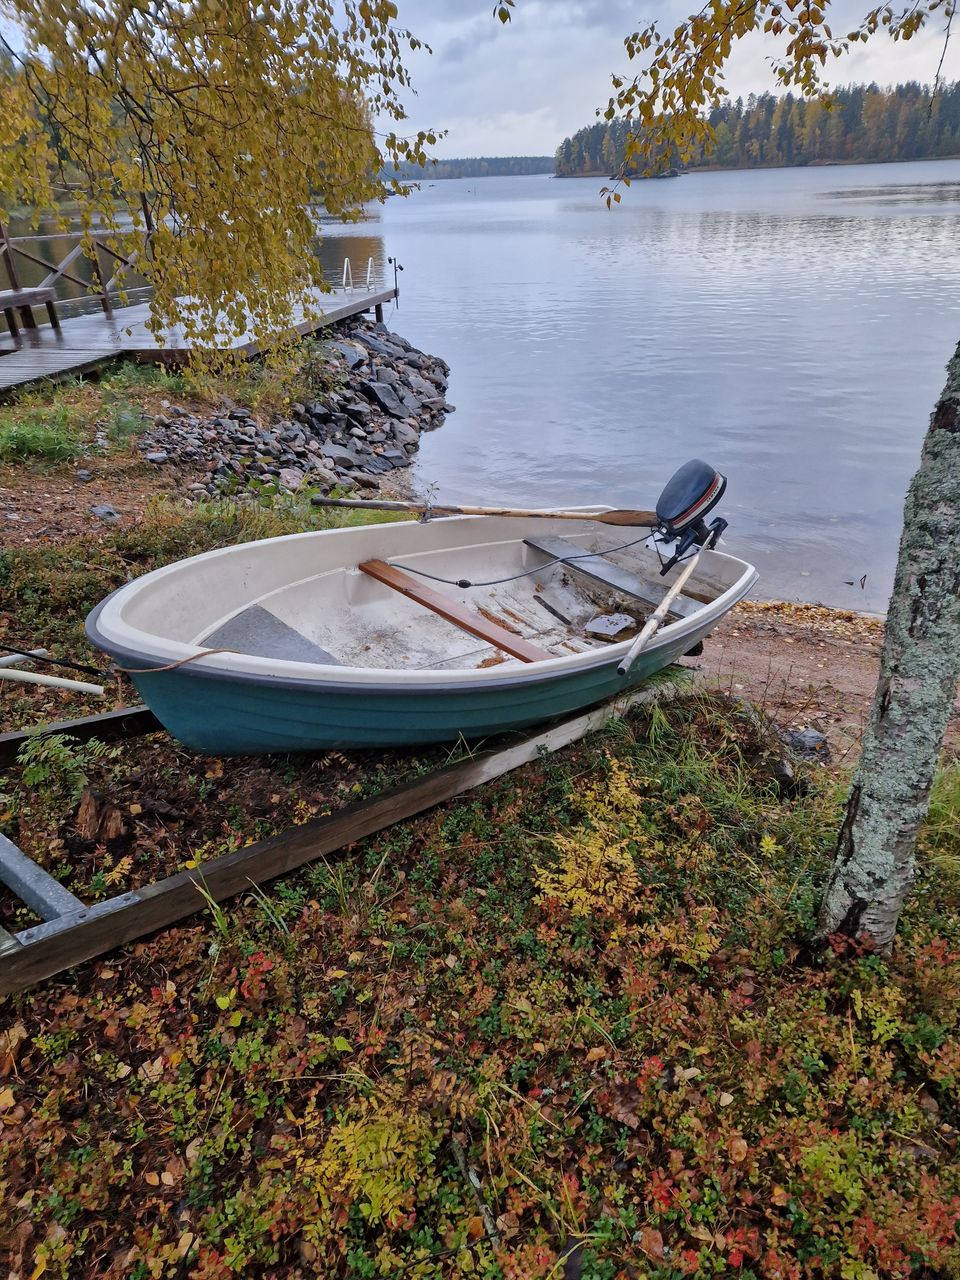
[555,81,960,176]
[389,82,960,182]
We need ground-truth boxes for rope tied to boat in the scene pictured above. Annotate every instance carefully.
[386,531,697,590]
[113,648,239,675]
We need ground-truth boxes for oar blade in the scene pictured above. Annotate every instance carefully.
[595,509,657,527]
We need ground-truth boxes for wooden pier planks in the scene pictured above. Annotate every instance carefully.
[0,285,396,393]
[0,683,678,995]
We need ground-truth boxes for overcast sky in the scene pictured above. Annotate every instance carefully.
[392,0,960,155]
[2,0,956,157]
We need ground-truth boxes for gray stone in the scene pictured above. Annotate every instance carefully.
[392,421,419,448]
[361,381,407,419]
[363,454,396,475]
[355,333,394,358]
[90,504,120,523]
[345,401,372,424]
[781,727,831,759]
[333,340,367,369]
[305,462,337,486]
[320,443,362,469]
[278,467,306,491]
[381,448,411,468]
[75,468,94,483]
[144,451,169,464]
[404,371,437,399]
[345,469,381,489]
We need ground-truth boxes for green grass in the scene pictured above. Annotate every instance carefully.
[0,404,84,460]
[921,760,960,885]
[99,361,186,394]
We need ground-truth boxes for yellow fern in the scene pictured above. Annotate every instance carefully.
[534,757,645,918]
[297,1094,438,1231]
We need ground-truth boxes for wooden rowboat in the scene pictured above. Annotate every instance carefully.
[86,508,757,754]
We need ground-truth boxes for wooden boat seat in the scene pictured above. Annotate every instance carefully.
[522,534,699,620]
[359,559,553,663]
[202,605,343,665]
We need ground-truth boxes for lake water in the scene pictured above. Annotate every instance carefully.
[323,160,960,612]
[7,162,960,610]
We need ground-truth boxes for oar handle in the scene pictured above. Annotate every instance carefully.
[0,667,105,696]
[311,496,656,525]
[617,549,705,677]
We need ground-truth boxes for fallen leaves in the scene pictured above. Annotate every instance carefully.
[728,1135,749,1163]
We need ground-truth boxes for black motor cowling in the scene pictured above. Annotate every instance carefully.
[655,459,727,539]
[653,459,728,575]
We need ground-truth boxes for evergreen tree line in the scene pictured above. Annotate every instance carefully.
[555,81,960,175]
[386,155,554,180]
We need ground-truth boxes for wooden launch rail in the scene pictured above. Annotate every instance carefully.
[0,705,161,770]
[359,559,553,663]
[0,682,679,994]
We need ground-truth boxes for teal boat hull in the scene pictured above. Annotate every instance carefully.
[119,633,691,754]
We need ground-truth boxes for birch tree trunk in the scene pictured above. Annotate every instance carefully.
[818,339,960,951]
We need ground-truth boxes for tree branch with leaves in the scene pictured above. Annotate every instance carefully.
[0,0,438,357]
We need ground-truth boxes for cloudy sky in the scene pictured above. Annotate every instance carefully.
[392,0,959,155]
[2,0,956,157]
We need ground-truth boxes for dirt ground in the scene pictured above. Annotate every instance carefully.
[698,599,960,761]
[0,455,190,546]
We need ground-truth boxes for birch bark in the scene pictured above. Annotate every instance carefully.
[818,340,960,950]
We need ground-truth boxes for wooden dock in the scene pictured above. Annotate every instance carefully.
[0,284,396,394]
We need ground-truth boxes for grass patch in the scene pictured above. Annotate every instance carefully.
[99,361,187,395]
[920,760,960,889]
[0,338,343,463]
[0,401,85,460]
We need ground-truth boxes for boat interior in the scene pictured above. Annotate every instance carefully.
[161,524,742,675]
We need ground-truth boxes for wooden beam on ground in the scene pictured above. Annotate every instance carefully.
[360,559,553,663]
[0,682,680,995]
[0,705,162,769]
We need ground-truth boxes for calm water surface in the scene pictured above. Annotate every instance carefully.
[324,161,960,611]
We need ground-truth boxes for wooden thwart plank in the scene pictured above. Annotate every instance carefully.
[359,558,553,663]
[0,682,680,995]
[0,705,161,770]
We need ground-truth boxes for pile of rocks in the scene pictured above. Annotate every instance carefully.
[135,320,453,498]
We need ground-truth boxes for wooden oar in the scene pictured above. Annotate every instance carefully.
[617,547,705,676]
[312,496,657,527]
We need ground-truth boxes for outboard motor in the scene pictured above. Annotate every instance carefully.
[653,459,728,575]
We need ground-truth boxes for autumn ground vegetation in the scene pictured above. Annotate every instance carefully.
[0,485,958,1278]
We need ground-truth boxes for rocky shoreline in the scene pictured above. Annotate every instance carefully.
[134,318,453,499]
